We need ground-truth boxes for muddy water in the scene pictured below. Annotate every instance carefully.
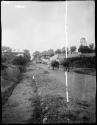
[67,72,96,103]
[66,72,96,123]
[35,64,96,123]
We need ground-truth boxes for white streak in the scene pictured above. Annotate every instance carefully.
[65,72,68,87]
[15,5,25,8]
[43,117,47,123]
[65,71,69,102]
[65,1,68,58]
[33,75,35,79]
[66,90,69,102]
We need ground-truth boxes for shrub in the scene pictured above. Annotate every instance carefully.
[2,56,7,63]
[61,56,96,68]
[12,56,28,66]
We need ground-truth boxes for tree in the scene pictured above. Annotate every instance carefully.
[23,49,31,61]
[2,46,13,63]
[78,45,91,53]
[2,46,12,53]
[61,47,66,54]
[89,43,94,50]
[70,46,77,53]
[55,49,61,54]
[47,49,54,57]
[41,51,48,56]
[12,55,27,66]
[33,51,41,59]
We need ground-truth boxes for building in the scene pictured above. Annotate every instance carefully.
[50,53,66,62]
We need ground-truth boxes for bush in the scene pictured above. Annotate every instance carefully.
[2,56,7,63]
[18,65,26,73]
[12,56,28,66]
[61,56,96,68]
[78,45,94,53]
[68,56,96,68]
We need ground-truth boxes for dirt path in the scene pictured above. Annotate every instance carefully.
[2,62,96,123]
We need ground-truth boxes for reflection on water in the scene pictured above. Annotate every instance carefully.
[67,72,96,103]
[67,72,96,123]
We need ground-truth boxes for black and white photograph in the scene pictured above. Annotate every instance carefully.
[1,0,96,123]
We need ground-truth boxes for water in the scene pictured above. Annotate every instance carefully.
[67,72,96,104]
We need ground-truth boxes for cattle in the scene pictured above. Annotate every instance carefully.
[50,60,59,70]
[61,60,70,72]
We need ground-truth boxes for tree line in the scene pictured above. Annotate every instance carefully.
[2,46,31,72]
[33,42,95,59]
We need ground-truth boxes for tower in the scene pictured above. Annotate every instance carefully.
[80,37,87,46]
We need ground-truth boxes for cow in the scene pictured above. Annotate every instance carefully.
[61,60,70,72]
[50,60,59,70]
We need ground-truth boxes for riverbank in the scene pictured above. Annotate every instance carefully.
[2,62,96,123]
[71,68,96,76]
[27,63,96,123]
[2,63,37,123]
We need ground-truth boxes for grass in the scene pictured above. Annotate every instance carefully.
[25,95,96,123]
[1,65,24,106]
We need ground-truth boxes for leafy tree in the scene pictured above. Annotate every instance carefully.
[2,46,12,53]
[12,55,28,72]
[55,49,61,54]
[23,49,31,61]
[70,46,77,53]
[41,51,48,56]
[33,51,41,59]
[2,46,14,63]
[47,49,54,57]
[78,45,91,53]
[12,55,27,66]
[89,43,94,51]
[61,47,66,54]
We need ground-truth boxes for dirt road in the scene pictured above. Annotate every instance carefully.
[2,62,96,123]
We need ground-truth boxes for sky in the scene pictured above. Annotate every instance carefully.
[1,1,95,54]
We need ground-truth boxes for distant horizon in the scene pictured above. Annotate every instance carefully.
[2,1,95,54]
[2,40,95,54]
